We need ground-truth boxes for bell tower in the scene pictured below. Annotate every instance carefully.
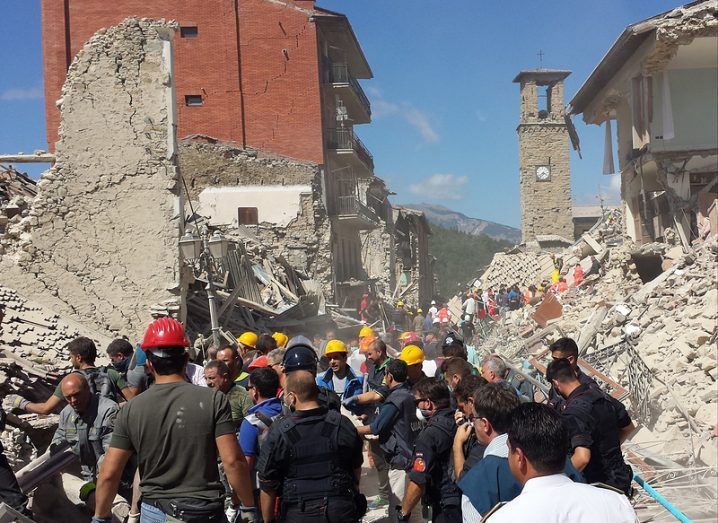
[514,69,573,243]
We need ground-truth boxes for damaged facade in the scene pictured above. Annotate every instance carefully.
[570,0,718,246]
[0,18,184,340]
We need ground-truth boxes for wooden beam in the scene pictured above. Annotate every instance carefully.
[0,154,55,163]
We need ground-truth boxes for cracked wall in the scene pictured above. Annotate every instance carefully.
[0,18,183,339]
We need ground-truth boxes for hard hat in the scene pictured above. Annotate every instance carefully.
[399,344,425,366]
[431,300,436,305]
[324,339,348,356]
[248,355,269,371]
[417,308,423,313]
[441,331,464,349]
[359,326,374,339]
[399,331,421,345]
[141,317,189,350]
[282,344,318,373]
[396,300,404,307]
[237,331,258,349]
[272,332,289,348]
[359,335,377,354]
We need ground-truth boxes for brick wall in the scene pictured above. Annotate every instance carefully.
[41,0,324,163]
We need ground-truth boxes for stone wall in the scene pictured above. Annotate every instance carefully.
[0,18,183,339]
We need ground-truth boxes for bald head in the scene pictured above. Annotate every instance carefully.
[61,373,91,413]
[285,370,318,404]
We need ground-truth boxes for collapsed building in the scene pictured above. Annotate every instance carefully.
[569,0,718,247]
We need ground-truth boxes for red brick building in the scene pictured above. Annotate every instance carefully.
[42,0,386,303]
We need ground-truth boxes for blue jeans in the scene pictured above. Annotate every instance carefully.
[140,502,168,523]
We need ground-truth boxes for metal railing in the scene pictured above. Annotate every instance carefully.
[328,63,371,118]
[327,128,374,171]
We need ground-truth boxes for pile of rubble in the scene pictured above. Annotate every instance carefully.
[477,217,717,470]
[480,251,555,290]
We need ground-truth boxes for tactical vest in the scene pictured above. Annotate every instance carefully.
[277,409,356,502]
[424,410,462,506]
[379,384,420,470]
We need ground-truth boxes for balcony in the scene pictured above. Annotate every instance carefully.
[327,62,371,124]
[328,171,380,230]
[326,127,374,174]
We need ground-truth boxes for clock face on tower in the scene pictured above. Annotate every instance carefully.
[535,165,551,181]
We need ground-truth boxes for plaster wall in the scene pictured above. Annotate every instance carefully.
[199,185,311,227]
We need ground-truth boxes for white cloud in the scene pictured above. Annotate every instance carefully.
[0,87,43,101]
[404,106,439,143]
[409,173,468,201]
[371,99,399,118]
[575,174,622,205]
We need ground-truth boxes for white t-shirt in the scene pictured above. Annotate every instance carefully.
[332,375,347,397]
[463,297,476,315]
[428,306,438,319]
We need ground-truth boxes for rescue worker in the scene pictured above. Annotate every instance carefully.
[204,359,253,427]
[106,338,134,379]
[547,338,635,441]
[398,378,461,523]
[256,371,365,523]
[393,301,411,331]
[217,346,250,389]
[316,340,363,401]
[50,373,134,502]
[357,359,421,523]
[4,336,133,415]
[238,332,259,357]
[91,317,257,523]
[399,345,428,387]
[413,309,425,334]
[271,332,289,349]
[546,358,633,496]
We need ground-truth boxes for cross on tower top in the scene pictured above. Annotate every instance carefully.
[537,49,545,67]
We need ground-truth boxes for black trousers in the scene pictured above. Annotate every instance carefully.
[281,496,358,523]
[432,504,462,523]
[0,453,27,511]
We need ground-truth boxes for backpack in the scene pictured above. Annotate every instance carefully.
[78,367,120,401]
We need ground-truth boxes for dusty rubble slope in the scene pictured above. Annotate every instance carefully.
[0,18,183,340]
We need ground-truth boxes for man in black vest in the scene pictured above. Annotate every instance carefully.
[546,358,633,496]
[398,378,462,523]
[256,370,365,523]
[357,359,421,523]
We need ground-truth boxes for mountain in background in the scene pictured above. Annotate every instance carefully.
[401,203,521,244]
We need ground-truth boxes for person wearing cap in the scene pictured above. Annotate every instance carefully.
[271,332,289,349]
[316,340,363,402]
[413,309,425,334]
[399,331,422,348]
[399,344,428,387]
[238,331,259,355]
[282,337,341,412]
[92,317,257,523]
[393,301,411,332]
[428,301,438,322]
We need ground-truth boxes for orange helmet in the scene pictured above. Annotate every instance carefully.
[399,331,421,346]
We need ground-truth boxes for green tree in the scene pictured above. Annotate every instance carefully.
[429,224,512,298]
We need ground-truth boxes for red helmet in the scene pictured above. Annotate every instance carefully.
[141,317,189,349]
[399,331,421,345]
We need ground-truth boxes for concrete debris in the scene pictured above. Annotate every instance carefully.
[476,212,717,470]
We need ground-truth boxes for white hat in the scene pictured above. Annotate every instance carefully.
[431,300,436,305]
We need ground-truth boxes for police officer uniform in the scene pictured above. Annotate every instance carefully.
[407,408,462,522]
[365,356,393,504]
[256,405,365,522]
[557,382,633,496]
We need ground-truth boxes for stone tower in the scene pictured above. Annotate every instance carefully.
[514,69,573,243]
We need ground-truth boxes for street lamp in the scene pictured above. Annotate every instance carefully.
[179,227,229,349]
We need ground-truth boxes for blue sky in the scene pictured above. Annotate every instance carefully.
[0,1,680,227]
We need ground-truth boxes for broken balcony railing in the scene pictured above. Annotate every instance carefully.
[327,62,371,119]
[327,128,374,172]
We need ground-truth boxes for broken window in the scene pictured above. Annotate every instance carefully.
[180,26,198,38]
[238,207,258,225]
[185,95,204,107]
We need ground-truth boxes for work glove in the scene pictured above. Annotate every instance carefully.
[126,513,140,523]
[342,395,359,409]
[235,506,259,523]
[395,506,411,522]
[3,394,29,412]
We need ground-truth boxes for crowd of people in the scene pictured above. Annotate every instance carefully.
[0,310,642,523]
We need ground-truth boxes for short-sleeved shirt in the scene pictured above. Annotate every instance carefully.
[227,384,253,426]
[54,367,126,400]
[110,381,235,500]
[256,406,363,493]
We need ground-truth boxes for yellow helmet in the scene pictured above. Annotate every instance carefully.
[272,332,289,348]
[400,344,425,366]
[237,331,258,349]
[396,300,405,307]
[324,339,348,356]
[359,326,374,339]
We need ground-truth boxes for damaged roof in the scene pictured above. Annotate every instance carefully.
[569,0,717,115]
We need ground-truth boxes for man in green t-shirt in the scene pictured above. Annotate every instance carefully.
[204,359,252,427]
[92,318,257,523]
[3,337,134,415]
